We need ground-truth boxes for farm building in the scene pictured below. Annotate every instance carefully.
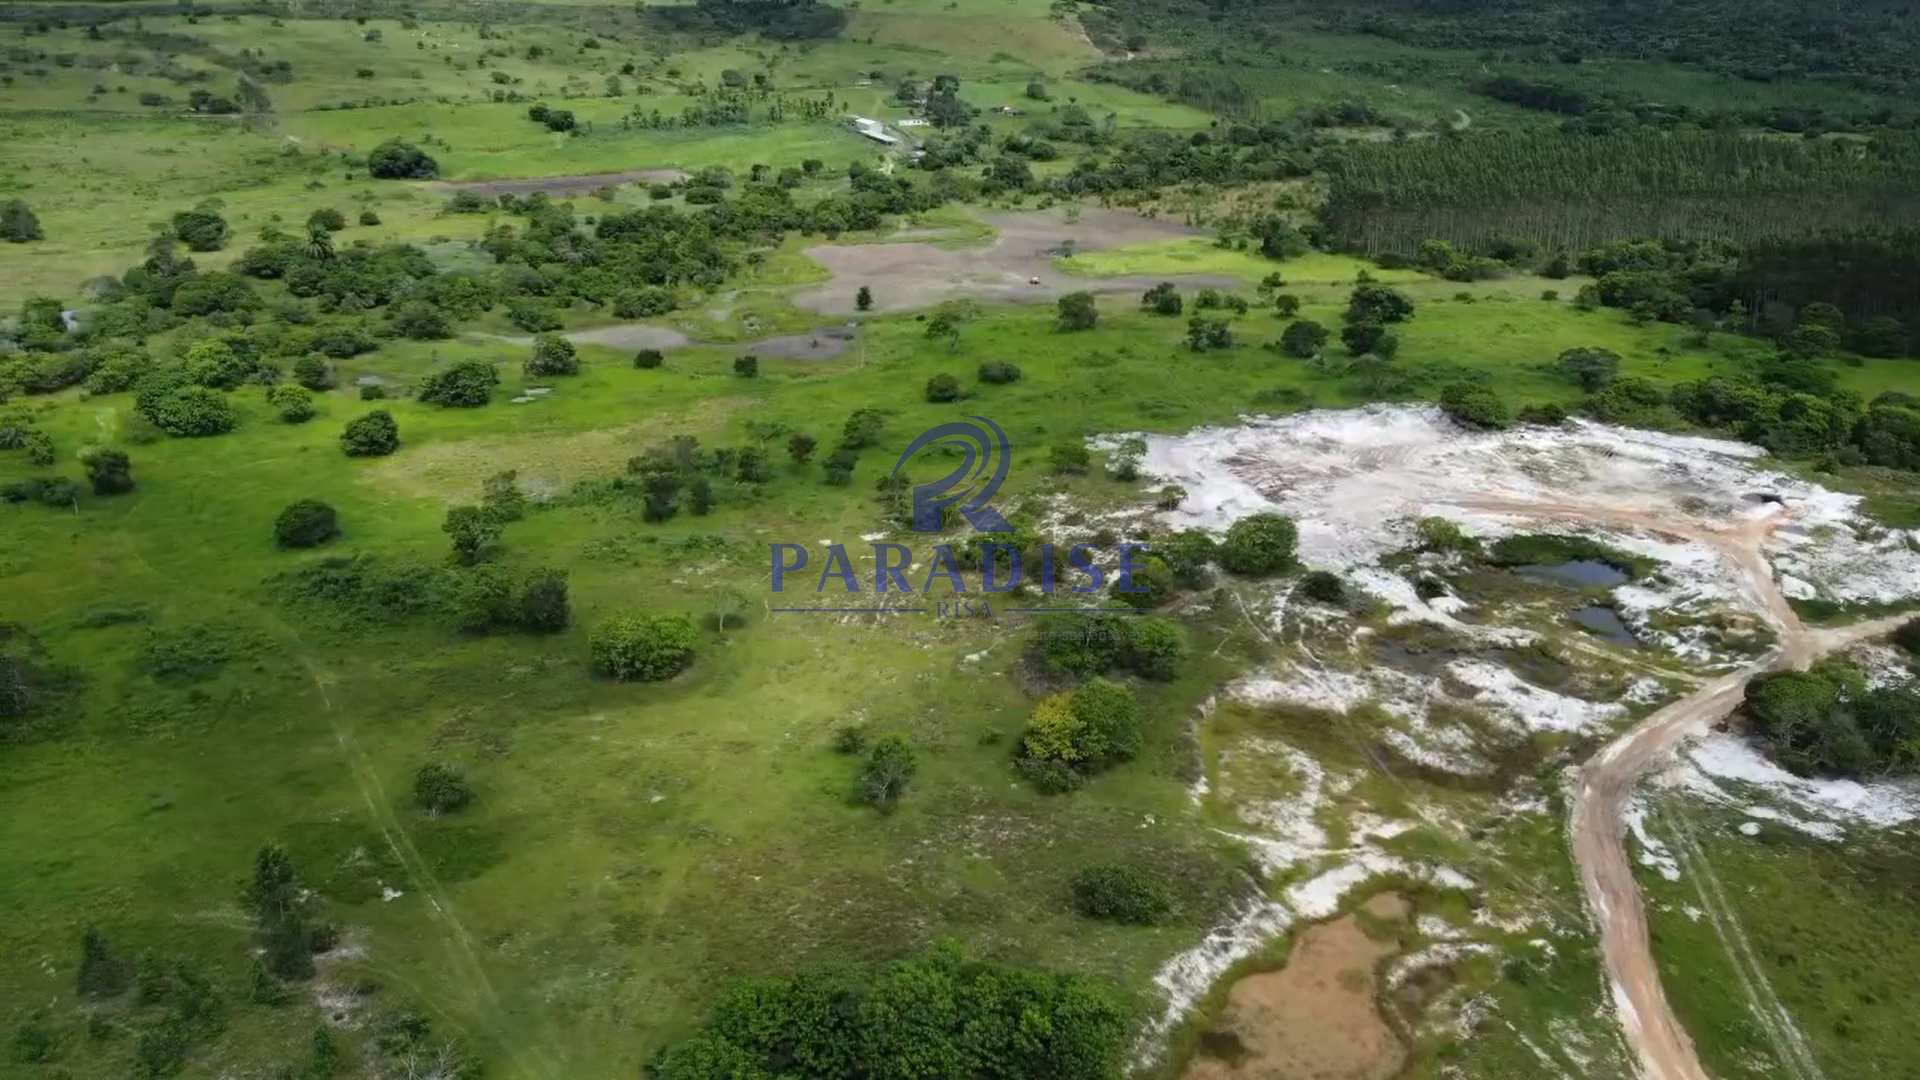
[849,116,900,144]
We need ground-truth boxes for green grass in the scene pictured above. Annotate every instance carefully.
[1637,799,1920,1079]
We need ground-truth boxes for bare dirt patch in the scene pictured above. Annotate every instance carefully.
[1184,892,1411,1080]
[791,207,1243,314]
[486,323,691,352]
[431,168,689,198]
[359,397,750,504]
[744,324,860,361]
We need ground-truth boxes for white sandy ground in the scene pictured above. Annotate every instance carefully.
[1130,404,1920,608]
[1119,407,1920,1073]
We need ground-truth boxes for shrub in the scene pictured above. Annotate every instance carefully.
[1273,294,1301,318]
[77,926,128,998]
[171,208,229,251]
[1057,291,1098,331]
[591,613,697,681]
[0,199,43,243]
[391,301,451,340]
[274,499,340,548]
[648,945,1127,1079]
[292,354,334,390]
[413,763,473,814]
[1070,864,1172,924]
[925,373,962,402]
[359,210,380,226]
[442,505,502,564]
[733,355,758,378]
[140,382,237,438]
[1124,616,1187,680]
[612,286,675,318]
[306,207,346,233]
[1439,383,1512,430]
[525,335,579,378]
[832,724,869,754]
[368,139,439,179]
[853,734,916,811]
[1219,513,1297,576]
[1140,281,1182,316]
[634,348,664,369]
[505,301,562,333]
[1020,678,1143,783]
[1049,442,1091,474]
[339,410,399,457]
[1298,570,1345,603]
[267,384,316,423]
[518,569,571,633]
[79,448,134,495]
[1279,318,1328,358]
[1555,346,1621,392]
[978,360,1022,384]
[1346,283,1414,324]
[418,361,500,407]
[1415,516,1478,555]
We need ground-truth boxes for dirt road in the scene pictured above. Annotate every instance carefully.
[1460,497,1909,1080]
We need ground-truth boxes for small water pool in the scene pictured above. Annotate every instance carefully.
[1571,605,1638,646]
[1517,560,1629,587]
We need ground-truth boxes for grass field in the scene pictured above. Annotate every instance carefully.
[1637,798,1920,1079]
[4,0,1919,1076]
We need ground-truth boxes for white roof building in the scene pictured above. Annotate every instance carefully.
[849,116,899,144]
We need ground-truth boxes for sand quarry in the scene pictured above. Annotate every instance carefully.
[1109,406,1920,1076]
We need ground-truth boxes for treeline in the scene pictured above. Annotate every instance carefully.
[645,0,845,40]
[1321,130,1920,253]
[1477,74,1916,136]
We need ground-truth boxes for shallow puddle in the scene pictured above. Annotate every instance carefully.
[1572,605,1638,645]
[1516,559,1629,587]
[1184,893,1410,1080]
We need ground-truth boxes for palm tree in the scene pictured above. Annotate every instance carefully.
[304,225,335,262]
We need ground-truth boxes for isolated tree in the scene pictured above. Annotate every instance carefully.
[77,925,128,998]
[854,735,917,811]
[418,360,500,407]
[591,614,697,681]
[1219,513,1298,575]
[413,763,474,814]
[925,313,961,351]
[1555,346,1621,392]
[518,569,571,632]
[925,373,962,402]
[1341,320,1394,357]
[1279,318,1328,358]
[525,334,579,377]
[0,199,42,243]
[787,432,817,465]
[1274,294,1301,319]
[634,348,664,369]
[1345,283,1414,324]
[339,410,399,457]
[274,499,340,548]
[733,354,759,378]
[1057,291,1098,331]
[292,354,334,390]
[81,448,134,495]
[306,208,347,233]
[267,384,316,423]
[171,207,230,252]
[1439,383,1512,429]
[855,286,873,311]
[367,139,439,179]
[978,359,1022,384]
[1140,281,1182,316]
[442,505,502,563]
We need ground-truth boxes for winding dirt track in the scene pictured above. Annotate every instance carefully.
[1459,498,1911,1080]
